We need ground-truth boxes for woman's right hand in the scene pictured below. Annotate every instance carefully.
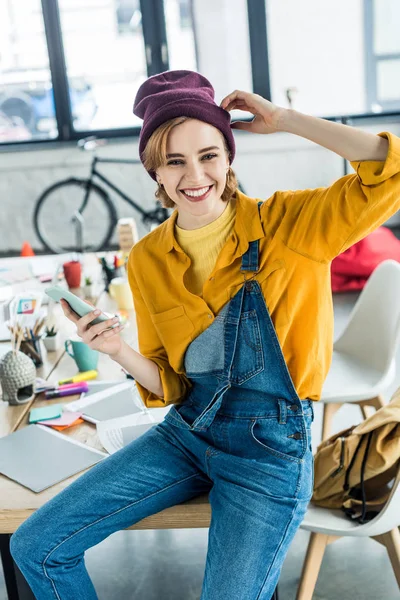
[60,299,125,357]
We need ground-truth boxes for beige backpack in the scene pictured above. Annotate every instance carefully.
[312,387,400,523]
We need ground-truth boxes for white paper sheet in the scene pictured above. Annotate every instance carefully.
[96,405,172,454]
[96,412,155,454]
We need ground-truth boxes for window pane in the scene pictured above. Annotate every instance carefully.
[265,0,367,117]
[374,0,400,54]
[164,0,197,71]
[377,59,400,102]
[169,0,253,118]
[59,0,147,131]
[0,0,57,143]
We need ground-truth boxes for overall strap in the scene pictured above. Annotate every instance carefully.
[240,201,263,273]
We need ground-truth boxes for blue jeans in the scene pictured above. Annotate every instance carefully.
[10,393,314,599]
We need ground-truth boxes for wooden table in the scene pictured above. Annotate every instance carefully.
[0,253,278,600]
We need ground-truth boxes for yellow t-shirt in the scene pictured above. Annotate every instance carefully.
[174,198,236,297]
[128,131,400,408]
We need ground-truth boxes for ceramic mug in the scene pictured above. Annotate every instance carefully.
[63,261,82,288]
[108,277,134,310]
[65,336,99,372]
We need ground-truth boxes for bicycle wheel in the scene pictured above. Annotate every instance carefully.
[33,178,118,254]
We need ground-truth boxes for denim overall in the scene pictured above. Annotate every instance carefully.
[11,203,314,600]
[159,202,315,598]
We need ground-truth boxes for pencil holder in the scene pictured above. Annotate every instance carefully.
[43,332,61,352]
[20,336,43,367]
[0,350,36,405]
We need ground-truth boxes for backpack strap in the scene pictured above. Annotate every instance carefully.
[343,431,374,524]
[343,435,364,492]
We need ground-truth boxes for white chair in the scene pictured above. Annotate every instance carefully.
[320,259,400,440]
[296,464,400,599]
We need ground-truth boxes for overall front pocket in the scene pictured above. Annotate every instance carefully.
[249,416,307,463]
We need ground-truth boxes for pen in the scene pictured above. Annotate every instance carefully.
[58,370,98,385]
[45,383,89,399]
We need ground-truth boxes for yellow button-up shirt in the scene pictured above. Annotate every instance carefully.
[127,131,400,408]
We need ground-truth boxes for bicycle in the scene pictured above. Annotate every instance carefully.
[33,136,170,254]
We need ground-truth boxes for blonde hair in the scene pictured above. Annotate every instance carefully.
[142,117,238,209]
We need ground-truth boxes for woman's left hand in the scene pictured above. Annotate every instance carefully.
[220,90,287,135]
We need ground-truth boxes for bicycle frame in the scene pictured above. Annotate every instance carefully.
[83,155,150,218]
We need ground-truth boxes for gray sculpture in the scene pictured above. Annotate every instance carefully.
[0,350,36,405]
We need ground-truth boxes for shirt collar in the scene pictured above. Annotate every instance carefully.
[161,189,265,255]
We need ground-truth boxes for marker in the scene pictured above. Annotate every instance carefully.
[58,370,98,385]
[37,381,87,393]
[45,383,89,399]
[57,382,91,391]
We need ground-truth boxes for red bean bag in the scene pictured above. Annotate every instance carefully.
[331,226,400,292]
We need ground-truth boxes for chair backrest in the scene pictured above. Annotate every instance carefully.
[334,260,400,372]
[361,461,400,536]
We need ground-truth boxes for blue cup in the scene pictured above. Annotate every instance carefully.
[65,337,99,372]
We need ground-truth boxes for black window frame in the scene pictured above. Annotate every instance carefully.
[1,0,399,152]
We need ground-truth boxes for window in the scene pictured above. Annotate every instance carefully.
[164,0,197,72]
[366,0,400,112]
[1,0,399,147]
[0,0,57,142]
[58,0,147,131]
[179,0,253,118]
[265,0,368,117]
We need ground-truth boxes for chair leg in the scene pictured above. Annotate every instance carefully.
[357,395,386,420]
[372,528,400,588]
[370,395,385,410]
[296,532,330,600]
[321,403,341,440]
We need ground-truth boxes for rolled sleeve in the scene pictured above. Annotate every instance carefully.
[350,132,400,185]
[127,249,191,408]
[281,131,400,261]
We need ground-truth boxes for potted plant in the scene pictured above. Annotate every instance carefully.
[83,276,95,300]
[43,325,61,352]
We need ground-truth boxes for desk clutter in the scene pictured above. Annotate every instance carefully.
[0,380,170,493]
[0,251,130,343]
[0,251,132,408]
[0,251,148,495]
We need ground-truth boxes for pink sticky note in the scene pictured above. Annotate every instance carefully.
[37,411,83,426]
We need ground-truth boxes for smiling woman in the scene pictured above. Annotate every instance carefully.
[142,116,238,220]
[10,67,400,600]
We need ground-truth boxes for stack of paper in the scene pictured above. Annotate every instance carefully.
[96,405,172,454]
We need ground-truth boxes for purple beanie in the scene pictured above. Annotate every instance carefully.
[133,70,236,180]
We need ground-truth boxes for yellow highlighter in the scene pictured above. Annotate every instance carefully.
[58,370,98,385]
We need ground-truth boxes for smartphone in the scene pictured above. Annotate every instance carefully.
[45,285,120,327]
